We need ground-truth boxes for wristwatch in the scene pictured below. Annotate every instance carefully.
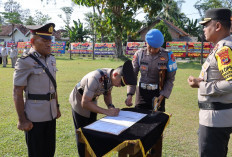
[108,104,115,108]
[127,93,133,96]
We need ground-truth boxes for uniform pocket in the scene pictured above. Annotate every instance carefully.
[140,64,148,76]
[33,68,44,75]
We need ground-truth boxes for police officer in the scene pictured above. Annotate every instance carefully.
[188,8,232,157]
[9,45,18,68]
[69,60,137,157]
[13,23,61,157]
[125,29,177,156]
[22,45,30,56]
[1,44,8,67]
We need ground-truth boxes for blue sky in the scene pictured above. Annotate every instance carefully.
[0,0,201,29]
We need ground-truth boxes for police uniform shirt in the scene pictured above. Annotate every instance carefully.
[198,35,232,127]
[127,47,176,98]
[10,48,18,58]
[69,68,113,118]
[1,47,7,56]
[13,48,58,122]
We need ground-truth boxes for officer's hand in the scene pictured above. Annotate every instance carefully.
[187,76,203,88]
[17,119,33,131]
[56,107,61,119]
[125,95,133,107]
[106,108,120,117]
[157,95,164,108]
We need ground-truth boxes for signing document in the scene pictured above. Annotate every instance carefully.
[84,110,147,135]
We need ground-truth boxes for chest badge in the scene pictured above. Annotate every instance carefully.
[141,65,147,70]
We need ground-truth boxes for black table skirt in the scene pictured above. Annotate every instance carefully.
[79,108,170,157]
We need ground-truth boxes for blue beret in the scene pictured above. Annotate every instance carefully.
[145,29,164,48]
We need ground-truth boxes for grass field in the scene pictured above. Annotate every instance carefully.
[1,55,232,157]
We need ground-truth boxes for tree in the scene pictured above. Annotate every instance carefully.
[194,0,224,18]
[25,16,36,25]
[58,7,73,28]
[154,20,172,48]
[66,20,89,43]
[1,0,23,41]
[72,0,163,58]
[34,10,51,25]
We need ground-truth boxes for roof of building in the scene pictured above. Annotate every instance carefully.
[0,24,30,36]
[0,24,68,40]
[138,17,189,37]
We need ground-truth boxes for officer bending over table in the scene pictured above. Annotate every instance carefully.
[69,60,137,157]
[13,23,61,157]
[125,29,177,156]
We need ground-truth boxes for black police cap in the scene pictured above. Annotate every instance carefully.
[120,60,137,87]
[199,8,231,25]
[26,23,55,40]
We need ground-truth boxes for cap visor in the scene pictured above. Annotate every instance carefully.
[39,35,52,40]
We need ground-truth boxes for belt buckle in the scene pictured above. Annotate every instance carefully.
[141,83,146,89]
[151,84,157,90]
[50,93,56,101]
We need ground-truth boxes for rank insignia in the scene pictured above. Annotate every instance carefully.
[141,65,147,70]
[160,57,166,61]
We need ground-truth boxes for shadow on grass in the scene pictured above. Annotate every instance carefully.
[177,61,202,70]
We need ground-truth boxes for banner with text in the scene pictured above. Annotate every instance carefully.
[94,43,115,55]
[188,42,211,58]
[70,42,93,54]
[17,42,31,54]
[166,42,187,57]
[51,41,66,54]
[126,42,146,55]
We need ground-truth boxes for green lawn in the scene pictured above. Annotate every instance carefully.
[0,56,232,157]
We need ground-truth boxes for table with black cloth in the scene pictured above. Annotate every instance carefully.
[77,108,170,157]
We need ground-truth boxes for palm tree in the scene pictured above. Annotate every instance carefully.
[66,20,89,43]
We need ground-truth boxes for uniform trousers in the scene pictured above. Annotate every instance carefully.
[10,57,17,68]
[2,56,7,67]
[0,56,2,64]
[135,86,165,112]
[198,124,232,157]
[25,119,56,157]
[72,109,97,157]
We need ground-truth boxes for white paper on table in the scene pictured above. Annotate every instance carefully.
[84,110,147,135]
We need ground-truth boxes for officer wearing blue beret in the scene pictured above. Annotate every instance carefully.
[188,8,232,157]
[13,23,61,157]
[125,29,177,156]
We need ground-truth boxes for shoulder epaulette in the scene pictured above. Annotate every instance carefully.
[20,54,29,59]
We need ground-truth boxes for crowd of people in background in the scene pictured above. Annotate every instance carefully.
[0,44,30,68]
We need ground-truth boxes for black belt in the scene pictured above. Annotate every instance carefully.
[198,102,232,110]
[28,93,56,101]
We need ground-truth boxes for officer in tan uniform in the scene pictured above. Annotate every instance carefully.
[69,60,137,157]
[125,29,177,157]
[22,45,30,56]
[1,44,8,67]
[9,45,18,68]
[13,23,61,157]
[188,8,232,157]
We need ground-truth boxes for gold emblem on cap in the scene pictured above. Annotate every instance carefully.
[204,18,211,21]
[48,25,53,33]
